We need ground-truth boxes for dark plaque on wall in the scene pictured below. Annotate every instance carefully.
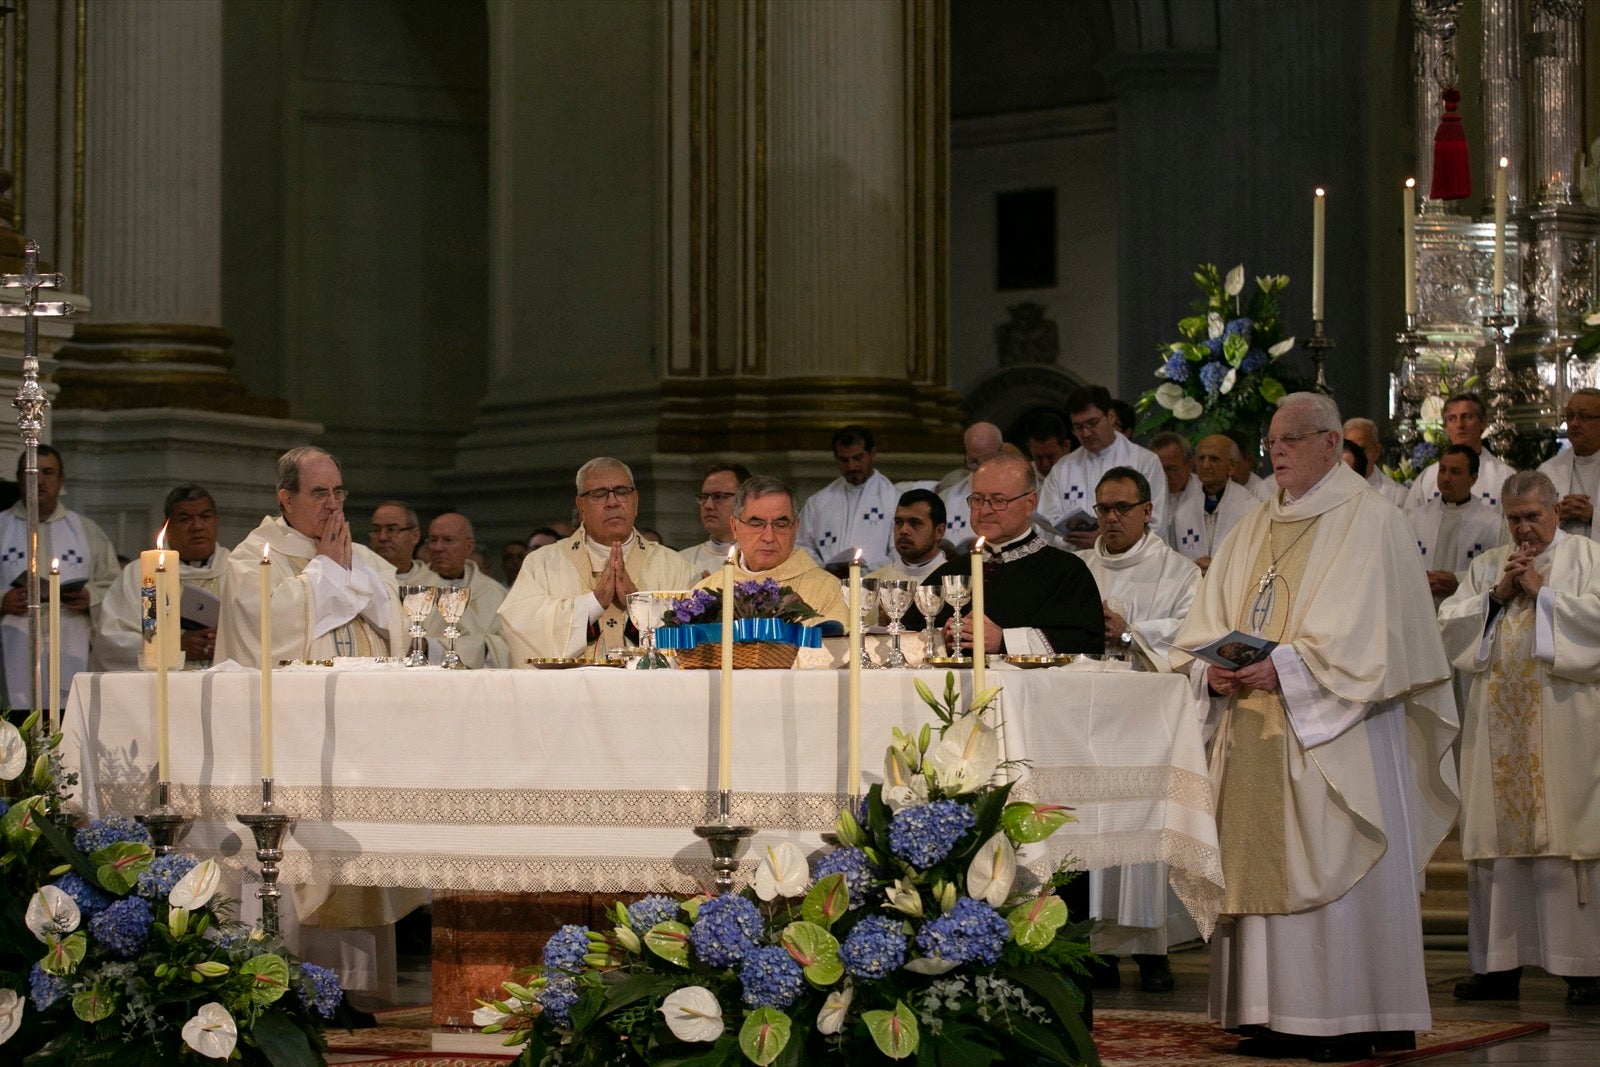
[995,188,1056,291]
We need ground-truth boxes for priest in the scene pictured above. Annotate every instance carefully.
[1537,387,1600,541]
[1406,444,1506,604]
[679,463,751,578]
[1039,385,1167,550]
[692,474,847,625]
[795,425,899,570]
[1170,392,1458,1061]
[927,452,1101,656]
[1439,471,1600,1005]
[499,457,698,662]
[1404,393,1517,509]
[1166,433,1260,572]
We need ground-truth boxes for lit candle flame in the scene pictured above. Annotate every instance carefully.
[1315,187,1325,198]
[49,557,59,574]
[726,545,738,563]
[155,521,169,551]
[262,545,271,565]
[1405,177,1415,190]
[852,548,863,564]
[973,536,987,553]
[1499,156,1509,169]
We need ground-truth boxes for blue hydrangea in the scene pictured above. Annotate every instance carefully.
[1412,440,1439,467]
[136,853,197,901]
[814,847,879,907]
[52,871,114,917]
[1162,351,1190,382]
[689,893,763,968]
[1223,317,1253,340]
[738,945,806,1009]
[838,914,908,979]
[539,972,580,1027]
[29,963,67,1010]
[0,798,9,818]
[1199,361,1229,397]
[627,895,681,931]
[74,815,151,855]
[915,898,1012,966]
[297,962,344,1019]
[1204,337,1224,359]
[1240,348,1269,374]
[888,801,976,869]
[542,925,590,974]
[89,896,154,957]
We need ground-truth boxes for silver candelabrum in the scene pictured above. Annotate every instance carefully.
[236,778,295,938]
[692,790,753,896]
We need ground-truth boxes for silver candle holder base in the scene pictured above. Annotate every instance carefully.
[136,780,192,855]
[237,778,294,938]
[692,790,753,896]
[1303,318,1336,392]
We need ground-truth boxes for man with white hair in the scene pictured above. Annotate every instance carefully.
[499,457,697,662]
[422,512,507,669]
[1343,417,1408,506]
[1171,392,1458,1061]
[936,421,1005,550]
[1166,433,1259,573]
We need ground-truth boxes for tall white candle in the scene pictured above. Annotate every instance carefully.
[718,546,735,793]
[155,550,170,784]
[260,546,274,780]
[1493,157,1509,298]
[1403,179,1417,318]
[847,549,862,797]
[1312,188,1326,321]
[971,538,987,692]
[47,559,59,735]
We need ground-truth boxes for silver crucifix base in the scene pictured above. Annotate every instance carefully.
[237,779,295,938]
[693,790,753,896]
[136,780,192,856]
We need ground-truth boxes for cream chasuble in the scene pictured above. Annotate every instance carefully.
[690,548,849,627]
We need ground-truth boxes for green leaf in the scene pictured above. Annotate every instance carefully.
[254,1008,322,1067]
[1004,963,1099,1067]
[1006,893,1069,951]
[1258,377,1286,404]
[801,874,849,929]
[738,1007,792,1066]
[1177,315,1206,340]
[239,953,292,1005]
[779,921,842,987]
[32,811,101,886]
[596,972,680,1019]
[864,1000,919,1059]
[1006,1015,1075,1064]
[961,780,1014,860]
[1,794,46,850]
[40,929,86,976]
[644,921,692,967]
[92,841,155,895]
[1000,803,1074,844]
[71,988,117,1024]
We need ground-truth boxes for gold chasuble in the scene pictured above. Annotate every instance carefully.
[690,550,850,626]
[1483,600,1549,854]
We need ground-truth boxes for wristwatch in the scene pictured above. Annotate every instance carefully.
[1118,630,1133,648]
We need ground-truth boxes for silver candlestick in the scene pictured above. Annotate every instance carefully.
[692,790,753,896]
[1483,294,1517,457]
[1394,313,1426,452]
[1303,318,1336,392]
[136,779,192,856]
[237,778,295,938]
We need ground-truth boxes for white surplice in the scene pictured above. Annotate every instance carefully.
[796,471,899,570]
[417,561,509,669]
[92,548,231,671]
[1538,447,1600,540]
[679,538,735,580]
[1166,476,1259,565]
[1404,448,1517,510]
[1365,467,1409,507]
[939,473,975,549]
[1406,497,1507,573]
[1039,434,1169,547]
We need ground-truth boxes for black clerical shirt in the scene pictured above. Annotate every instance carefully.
[919,531,1103,655]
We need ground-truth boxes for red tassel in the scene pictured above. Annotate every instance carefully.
[1429,87,1471,201]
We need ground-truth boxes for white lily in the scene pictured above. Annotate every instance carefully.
[881,773,929,813]
[1267,337,1295,358]
[1224,264,1245,297]
[169,858,221,910]
[472,998,524,1027]
[0,720,24,780]
[0,989,21,1046]
[1155,382,1185,410]
[885,878,924,918]
[659,986,724,1042]
[1420,395,1445,422]
[181,1002,237,1060]
[889,727,922,772]
[1173,397,1204,421]
[923,712,999,795]
[817,985,853,1035]
[25,885,79,941]
[1207,312,1225,340]
[1220,368,1238,395]
[966,832,1017,907]
[753,841,810,901]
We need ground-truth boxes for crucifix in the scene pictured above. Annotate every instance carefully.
[0,240,74,716]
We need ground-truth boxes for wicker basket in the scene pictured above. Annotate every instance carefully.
[675,640,799,670]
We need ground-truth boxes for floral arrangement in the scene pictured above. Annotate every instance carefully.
[1381,358,1478,485]
[1574,309,1600,359]
[0,711,343,1065]
[1136,263,1310,440]
[475,675,1096,1066]
[664,579,819,627]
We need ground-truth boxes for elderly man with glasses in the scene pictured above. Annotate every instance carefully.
[1537,387,1600,540]
[1039,385,1169,551]
[216,445,404,665]
[499,457,698,663]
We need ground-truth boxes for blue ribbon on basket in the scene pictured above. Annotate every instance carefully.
[655,618,824,650]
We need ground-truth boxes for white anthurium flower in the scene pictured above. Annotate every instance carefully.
[1586,311,1600,327]
[886,879,924,918]
[1207,312,1225,339]
[472,998,524,1027]
[881,773,929,813]
[903,956,961,976]
[753,841,810,901]
[169,858,221,910]
[0,719,24,780]
[966,832,1018,907]
[817,985,853,1035]
[1267,337,1295,359]
[1224,264,1245,297]
[924,712,999,795]
[25,885,80,941]
[1173,397,1204,421]
[1220,368,1238,395]
[0,989,22,1046]
[1420,395,1445,423]
[1155,382,1185,410]
[659,986,724,1042]
[181,1002,237,1060]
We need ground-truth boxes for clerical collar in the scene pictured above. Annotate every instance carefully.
[1441,498,1470,509]
[986,529,1032,552]
[1280,462,1339,506]
[896,551,946,579]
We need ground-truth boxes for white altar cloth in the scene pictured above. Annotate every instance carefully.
[60,664,1223,936]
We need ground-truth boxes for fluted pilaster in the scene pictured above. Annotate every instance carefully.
[1527,0,1583,206]
[1481,0,1524,211]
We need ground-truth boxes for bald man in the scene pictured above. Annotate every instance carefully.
[1166,434,1261,572]
[937,421,1005,549]
[422,512,508,668]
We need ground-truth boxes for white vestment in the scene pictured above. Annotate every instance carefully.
[797,471,899,570]
[393,559,437,586]
[1171,463,1459,1037]
[1538,447,1600,540]
[679,537,735,580]
[1439,533,1600,976]
[1365,467,1409,507]
[1243,472,1272,499]
[0,502,120,708]
[868,551,947,584]
[92,548,231,671]
[1404,448,1517,510]
[1038,435,1169,547]
[939,474,975,549]
[418,561,509,669]
[1406,497,1507,574]
[1166,476,1258,565]
[214,516,404,666]
[498,529,698,662]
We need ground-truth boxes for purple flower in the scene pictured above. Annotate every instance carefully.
[814,847,879,908]
[1412,440,1439,467]
[29,963,67,1010]
[1162,351,1190,382]
[1240,348,1268,374]
[542,925,590,974]
[626,895,681,931]
[74,815,151,855]
[136,853,197,900]
[915,898,1012,966]
[53,871,114,917]
[690,893,764,968]
[889,801,976,869]
[538,972,580,1027]
[1223,317,1253,340]
[298,962,344,1019]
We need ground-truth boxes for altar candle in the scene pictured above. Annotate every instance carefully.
[155,550,169,784]
[1493,157,1509,297]
[971,537,987,693]
[260,546,274,781]
[47,559,59,734]
[1311,188,1326,321]
[847,549,862,797]
[1403,179,1417,318]
[718,545,735,793]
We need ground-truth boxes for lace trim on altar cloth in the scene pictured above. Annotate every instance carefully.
[1013,765,1214,813]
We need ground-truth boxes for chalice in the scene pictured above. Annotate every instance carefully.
[877,578,913,668]
[940,574,971,662]
[912,584,944,661]
[435,585,471,669]
[627,590,670,669]
[398,585,438,667]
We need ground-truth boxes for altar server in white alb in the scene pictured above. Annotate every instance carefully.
[1164,433,1258,573]
[215,446,404,665]
[421,512,507,669]
[1439,471,1600,1006]
[1170,393,1459,1062]
[499,457,697,662]
[93,484,230,671]
[1537,387,1600,541]
[1343,417,1409,506]
[935,421,1004,550]
[0,444,119,708]
[679,463,751,578]
[1405,393,1517,509]
[1406,444,1507,604]
[1040,385,1167,551]
[796,425,899,571]
[869,489,948,584]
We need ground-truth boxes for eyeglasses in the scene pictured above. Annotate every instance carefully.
[966,491,1033,512]
[736,516,796,533]
[1069,414,1104,435]
[696,491,736,505]
[370,524,416,537]
[578,485,637,503]
[1093,501,1149,518]
[1564,410,1600,423]
[307,487,349,503]
[1264,430,1331,450]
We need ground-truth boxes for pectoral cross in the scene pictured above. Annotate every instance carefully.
[1249,568,1277,636]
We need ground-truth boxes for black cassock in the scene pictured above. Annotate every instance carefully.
[916,531,1103,655]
